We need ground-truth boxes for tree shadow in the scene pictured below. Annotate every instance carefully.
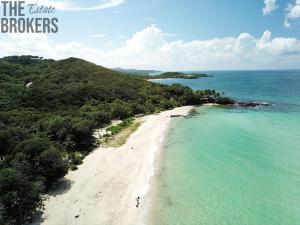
[28,179,73,225]
[28,211,44,225]
[48,178,73,196]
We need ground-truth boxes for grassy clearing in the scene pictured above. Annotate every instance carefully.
[100,119,142,148]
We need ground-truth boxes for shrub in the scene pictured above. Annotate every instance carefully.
[39,148,68,188]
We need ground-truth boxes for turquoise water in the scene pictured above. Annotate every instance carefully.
[152,71,300,225]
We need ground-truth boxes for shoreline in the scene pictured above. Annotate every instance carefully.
[34,106,194,225]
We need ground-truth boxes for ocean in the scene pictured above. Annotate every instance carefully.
[151,71,300,225]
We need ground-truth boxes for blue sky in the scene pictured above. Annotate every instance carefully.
[52,0,299,48]
[1,0,300,70]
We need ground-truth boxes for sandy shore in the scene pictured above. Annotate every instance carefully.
[35,106,194,225]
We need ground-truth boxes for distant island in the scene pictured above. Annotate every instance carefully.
[113,68,211,80]
[113,68,161,76]
[147,72,211,79]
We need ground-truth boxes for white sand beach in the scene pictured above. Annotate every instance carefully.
[36,106,193,225]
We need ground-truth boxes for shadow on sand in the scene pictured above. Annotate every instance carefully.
[28,179,73,225]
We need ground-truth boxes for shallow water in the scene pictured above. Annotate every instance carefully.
[152,71,300,225]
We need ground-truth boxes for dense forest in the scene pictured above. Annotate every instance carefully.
[0,56,232,225]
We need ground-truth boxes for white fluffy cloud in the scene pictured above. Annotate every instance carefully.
[1,26,300,70]
[24,0,125,11]
[285,0,300,27]
[263,0,278,15]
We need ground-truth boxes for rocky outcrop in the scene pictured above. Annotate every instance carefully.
[233,101,271,107]
[199,96,271,108]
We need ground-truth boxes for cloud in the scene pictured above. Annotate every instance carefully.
[263,0,278,15]
[284,19,291,28]
[117,35,128,39]
[0,33,83,58]
[1,26,300,70]
[24,0,125,11]
[285,0,300,27]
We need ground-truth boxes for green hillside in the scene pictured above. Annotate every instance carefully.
[0,56,230,225]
